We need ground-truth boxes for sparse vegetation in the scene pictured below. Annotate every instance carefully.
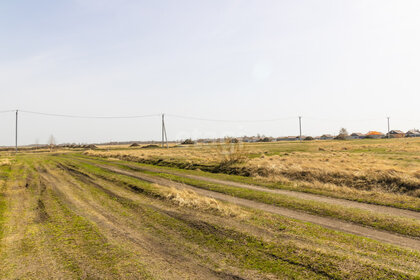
[48,135,56,151]
[216,138,248,167]
[181,139,195,145]
[335,128,349,140]
[86,138,420,198]
[1,139,420,279]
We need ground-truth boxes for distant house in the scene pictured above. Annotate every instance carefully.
[406,129,420,137]
[320,134,334,140]
[258,137,274,142]
[276,136,300,141]
[242,136,260,143]
[387,130,405,138]
[365,131,384,139]
[350,132,364,139]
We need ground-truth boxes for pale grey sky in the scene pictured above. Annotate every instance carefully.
[1,0,420,145]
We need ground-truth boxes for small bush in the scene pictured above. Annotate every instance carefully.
[217,139,248,166]
[258,137,271,142]
[181,139,195,145]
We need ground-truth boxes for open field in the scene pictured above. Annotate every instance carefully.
[86,138,420,209]
[0,139,420,279]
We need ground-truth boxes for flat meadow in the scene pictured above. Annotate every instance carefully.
[1,138,420,279]
[86,138,420,207]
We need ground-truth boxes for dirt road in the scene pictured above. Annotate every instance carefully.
[94,162,420,251]
[108,161,420,220]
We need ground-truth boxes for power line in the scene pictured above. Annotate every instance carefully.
[19,110,161,119]
[304,116,384,122]
[392,118,420,123]
[0,110,16,114]
[0,109,418,124]
[166,114,296,123]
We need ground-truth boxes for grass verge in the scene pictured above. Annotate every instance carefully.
[51,156,420,279]
[73,153,420,212]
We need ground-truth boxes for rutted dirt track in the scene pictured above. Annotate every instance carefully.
[96,160,420,220]
[89,162,420,251]
[1,160,264,279]
[2,155,420,279]
[38,167,233,280]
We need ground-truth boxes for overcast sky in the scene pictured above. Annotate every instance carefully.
[1,0,420,145]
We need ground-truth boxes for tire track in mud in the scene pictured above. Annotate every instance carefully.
[98,160,420,221]
[0,164,73,279]
[89,162,420,251]
[54,162,366,280]
[39,164,253,280]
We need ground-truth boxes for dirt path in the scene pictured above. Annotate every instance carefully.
[0,165,72,279]
[39,164,253,280]
[99,160,420,220]
[3,156,420,279]
[95,163,420,251]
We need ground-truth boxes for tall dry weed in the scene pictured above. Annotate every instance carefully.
[0,158,11,166]
[216,138,248,166]
[163,186,241,217]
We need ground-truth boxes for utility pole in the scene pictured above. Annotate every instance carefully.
[161,114,168,148]
[165,131,168,148]
[15,110,18,153]
[387,117,390,139]
[161,114,164,147]
[299,116,302,142]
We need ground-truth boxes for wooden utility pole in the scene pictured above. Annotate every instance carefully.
[387,117,390,139]
[162,114,168,148]
[15,110,18,153]
[299,116,302,142]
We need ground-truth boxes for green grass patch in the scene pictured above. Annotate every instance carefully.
[70,153,420,212]
[56,156,420,279]
[125,169,420,238]
[0,163,13,242]
[44,186,153,279]
[60,156,420,248]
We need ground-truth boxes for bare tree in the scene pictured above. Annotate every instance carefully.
[48,135,56,151]
[335,128,349,140]
[339,128,349,136]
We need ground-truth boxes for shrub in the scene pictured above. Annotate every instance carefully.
[258,137,271,142]
[335,128,349,140]
[217,139,248,166]
[181,139,195,145]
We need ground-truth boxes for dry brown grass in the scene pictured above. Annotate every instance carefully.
[85,138,420,197]
[216,139,248,166]
[3,154,420,279]
[0,159,11,166]
[160,185,242,217]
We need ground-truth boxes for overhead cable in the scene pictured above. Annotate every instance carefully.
[20,110,161,119]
